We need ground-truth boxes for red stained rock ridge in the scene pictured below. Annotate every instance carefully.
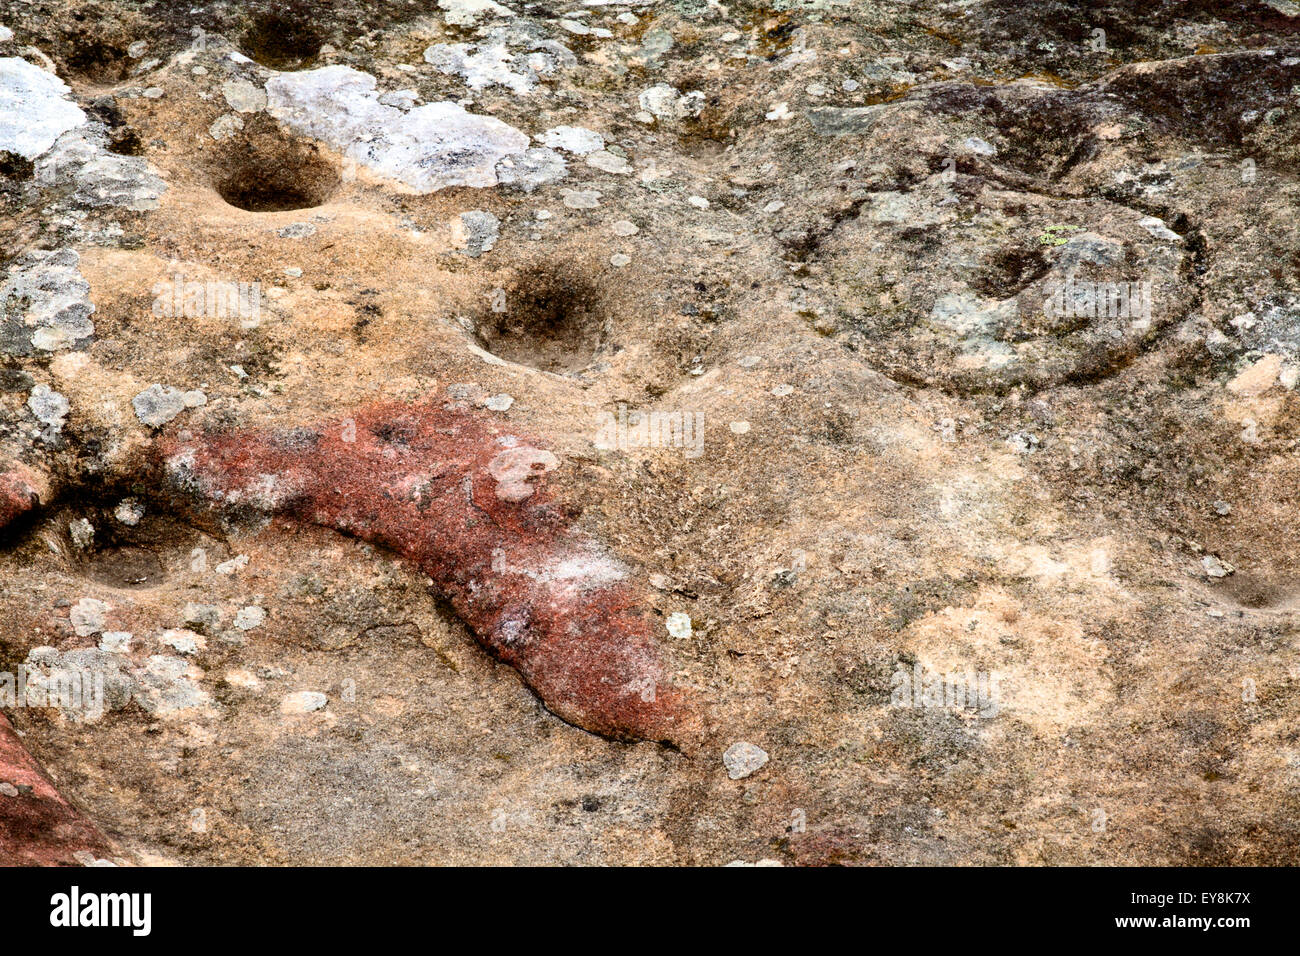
[0,713,112,866]
[156,399,697,746]
[1,400,697,862]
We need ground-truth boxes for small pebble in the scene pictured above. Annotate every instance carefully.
[587,150,632,174]
[115,498,145,525]
[666,612,692,640]
[278,222,317,239]
[161,629,205,655]
[69,518,94,550]
[70,598,110,637]
[1202,555,1233,578]
[216,554,249,575]
[281,691,327,715]
[723,742,769,780]
[225,669,262,691]
[132,384,189,428]
[99,631,133,653]
[234,605,266,630]
[27,384,69,433]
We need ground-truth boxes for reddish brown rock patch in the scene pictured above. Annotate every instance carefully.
[0,714,112,866]
[158,400,698,745]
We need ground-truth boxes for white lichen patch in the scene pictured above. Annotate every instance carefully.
[0,56,86,159]
[265,65,534,192]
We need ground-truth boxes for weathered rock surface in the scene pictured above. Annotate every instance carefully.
[2,0,1300,867]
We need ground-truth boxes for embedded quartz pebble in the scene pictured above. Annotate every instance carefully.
[264,65,554,192]
[158,399,697,745]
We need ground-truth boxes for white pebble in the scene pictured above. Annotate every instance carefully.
[234,605,266,630]
[281,691,327,715]
[161,629,205,655]
[70,598,110,637]
[723,742,769,780]
[114,498,145,526]
[1202,555,1232,579]
[99,631,133,653]
[69,518,94,550]
[216,554,249,575]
